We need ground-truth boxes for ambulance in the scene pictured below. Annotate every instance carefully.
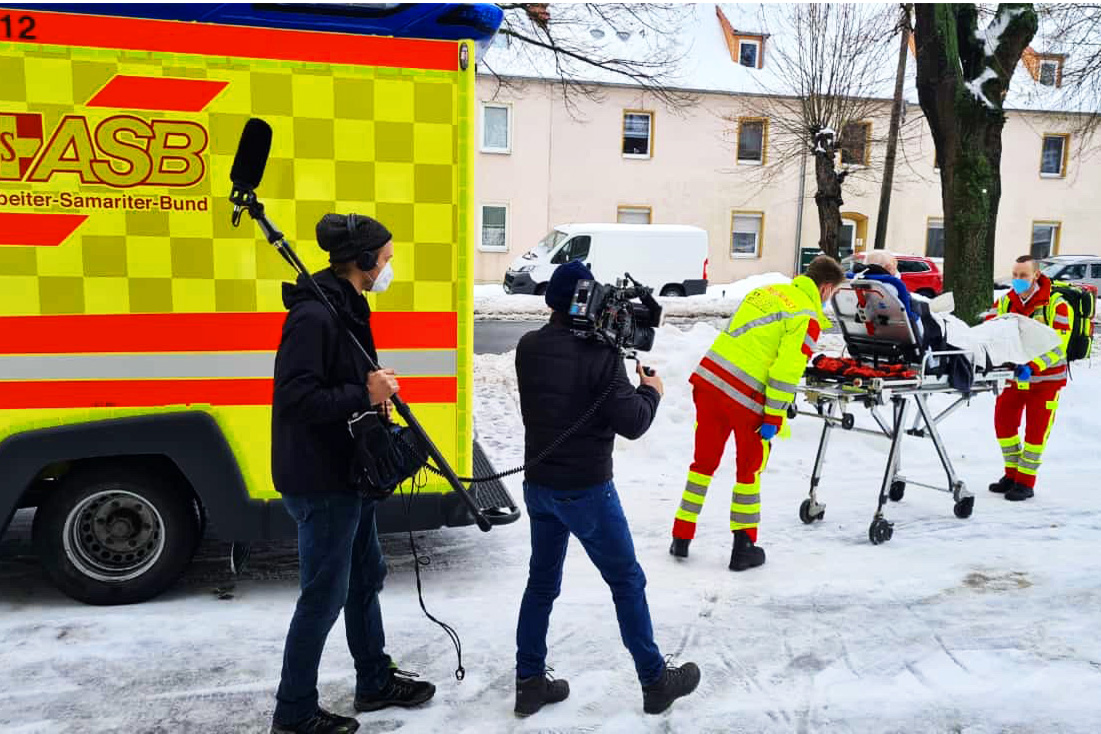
[0,4,518,605]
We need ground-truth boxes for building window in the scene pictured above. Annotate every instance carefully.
[622,111,652,158]
[1039,58,1061,87]
[1031,221,1060,259]
[840,122,870,166]
[617,206,652,224]
[480,204,508,252]
[926,219,945,258]
[737,118,767,164]
[481,103,511,154]
[1040,134,1069,177]
[738,39,760,68]
[731,211,763,258]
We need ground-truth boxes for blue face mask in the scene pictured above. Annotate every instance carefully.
[1011,278,1032,294]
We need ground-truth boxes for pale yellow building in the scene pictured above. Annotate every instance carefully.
[471,4,1096,286]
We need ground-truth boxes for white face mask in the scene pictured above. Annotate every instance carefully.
[369,262,394,293]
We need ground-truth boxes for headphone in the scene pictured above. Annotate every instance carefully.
[347,212,379,272]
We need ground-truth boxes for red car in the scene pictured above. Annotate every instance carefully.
[843,253,944,298]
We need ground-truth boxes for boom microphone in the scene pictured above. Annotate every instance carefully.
[230,118,272,191]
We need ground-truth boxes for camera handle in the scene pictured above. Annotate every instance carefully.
[231,190,494,532]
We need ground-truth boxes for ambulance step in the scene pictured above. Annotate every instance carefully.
[471,441,521,525]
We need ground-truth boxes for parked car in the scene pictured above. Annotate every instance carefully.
[504,223,709,297]
[994,255,1101,291]
[841,252,944,297]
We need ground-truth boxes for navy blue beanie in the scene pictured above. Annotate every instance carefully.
[545,260,594,313]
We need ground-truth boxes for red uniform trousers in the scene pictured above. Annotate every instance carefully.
[994,381,1062,490]
[672,380,770,543]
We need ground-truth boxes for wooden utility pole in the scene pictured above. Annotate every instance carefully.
[873,4,912,251]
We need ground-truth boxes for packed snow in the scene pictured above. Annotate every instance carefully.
[3,322,1101,731]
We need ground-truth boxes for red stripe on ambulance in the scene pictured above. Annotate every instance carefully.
[87,76,229,112]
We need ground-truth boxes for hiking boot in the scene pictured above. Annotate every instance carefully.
[1004,483,1034,502]
[669,538,691,558]
[729,530,766,572]
[989,475,1014,494]
[641,661,701,715]
[514,671,570,717]
[354,669,436,713]
[271,709,359,734]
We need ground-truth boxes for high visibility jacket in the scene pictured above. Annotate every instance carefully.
[691,276,830,427]
[984,275,1072,388]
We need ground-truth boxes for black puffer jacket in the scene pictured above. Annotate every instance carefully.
[271,269,378,496]
[516,316,661,490]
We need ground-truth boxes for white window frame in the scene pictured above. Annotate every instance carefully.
[1040,134,1067,178]
[479,202,510,253]
[738,39,760,69]
[730,211,763,259]
[1031,221,1060,260]
[1039,59,1060,87]
[480,102,512,155]
[622,111,653,160]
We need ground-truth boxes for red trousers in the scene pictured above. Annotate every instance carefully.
[673,382,769,542]
[994,381,1062,490]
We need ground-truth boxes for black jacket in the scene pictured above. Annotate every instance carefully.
[516,316,661,489]
[271,269,378,496]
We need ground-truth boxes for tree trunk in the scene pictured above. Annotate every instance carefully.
[914,4,1037,324]
[813,150,843,260]
[873,5,912,251]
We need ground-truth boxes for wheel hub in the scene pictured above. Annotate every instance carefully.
[63,490,166,583]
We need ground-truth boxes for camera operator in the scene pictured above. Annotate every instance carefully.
[512,260,701,718]
[270,214,435,734]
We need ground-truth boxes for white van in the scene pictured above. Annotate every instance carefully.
[503,223,709,297]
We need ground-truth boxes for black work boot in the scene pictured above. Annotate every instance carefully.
[354,668,436,713]
[271,709,359,734]
[669,538,691,558]
[989,475,1014,494]
[514,671,570,717]
[729,530,766,571]
[641,661,701,715]
[1004,482,1034,502]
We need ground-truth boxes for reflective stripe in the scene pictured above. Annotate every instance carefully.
[1031,370,1068,383]
[0,350,457,380]
[765,396,788,411]
[702,349,767,394]
[733,493,760,505]
[1001,445,1021,457]
[726,309,817,339]
[768,377,798,393]
[693,364,764,414]
[730,511,761,524]
[804,333,817,350]
[1038,353,1057,369]
[680,498,704,514]
[687,471,713,487]
[1053,317,1071,329]
[998,436,1022,447]
[1021,450,1042,462]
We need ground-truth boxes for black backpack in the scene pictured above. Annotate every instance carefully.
[1047,282,1096,362]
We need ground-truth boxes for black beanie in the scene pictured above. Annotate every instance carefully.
[316,213,392,264]
[545,260,594,313]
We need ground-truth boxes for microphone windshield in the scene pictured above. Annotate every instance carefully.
[230,118,272,191]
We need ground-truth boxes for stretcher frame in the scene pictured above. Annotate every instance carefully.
[793,282,1013,544]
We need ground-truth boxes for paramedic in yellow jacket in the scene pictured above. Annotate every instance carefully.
[670,256,846,571]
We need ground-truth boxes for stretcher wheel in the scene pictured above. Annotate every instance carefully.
[841,413,855,430]
[787,405,797,420]
[868,518,894,545]
[798,499,824,524]
[889,481,906,502]
[953,496,974,519]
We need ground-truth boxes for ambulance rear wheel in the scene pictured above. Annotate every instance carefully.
[33,465,201,606]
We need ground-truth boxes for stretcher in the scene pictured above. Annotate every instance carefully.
[792,282,1013,544]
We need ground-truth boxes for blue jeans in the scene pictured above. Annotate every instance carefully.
[516,481,665,686]
[274,492,393,726]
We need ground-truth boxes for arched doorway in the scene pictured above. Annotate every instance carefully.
[839,212,869,260]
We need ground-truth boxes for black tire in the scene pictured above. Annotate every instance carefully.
[32,465,201,605]
[868,518,894,545]
[954,496,974,519]
[660,285,686,298]
[889,481,906,502]
[533,283,548,296]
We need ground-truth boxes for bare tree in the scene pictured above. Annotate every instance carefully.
[1027,4,1101,143]
[913,4,1038,323]
[737,3,899,259]
[484,4,697,116]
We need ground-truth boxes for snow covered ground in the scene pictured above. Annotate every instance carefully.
[475,273,791,321]
[3,323,1101,732]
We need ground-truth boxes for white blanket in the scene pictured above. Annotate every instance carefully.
[934,311,1061,367]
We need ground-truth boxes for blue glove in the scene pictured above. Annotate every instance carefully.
[1014,364,1033,382]
[759,423,779,441]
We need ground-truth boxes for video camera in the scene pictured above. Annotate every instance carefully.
[568,273,664,357]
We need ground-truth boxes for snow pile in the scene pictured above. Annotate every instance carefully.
[474,273,792,320]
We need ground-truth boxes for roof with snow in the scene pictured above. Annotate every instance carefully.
[479,3,1089,115]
